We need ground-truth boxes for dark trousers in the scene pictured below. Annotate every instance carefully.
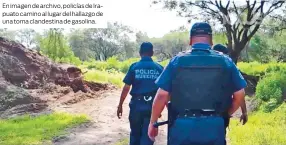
[129,110,154,145]
[223,116,230,145]
[168,116,226,145]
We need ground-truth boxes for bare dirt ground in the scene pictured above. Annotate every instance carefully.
[50,89,255,145]
[52,89,168,145]
[51,89,255,145]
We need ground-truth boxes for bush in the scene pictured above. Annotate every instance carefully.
[238,61,286,76]
[256,71,286,112]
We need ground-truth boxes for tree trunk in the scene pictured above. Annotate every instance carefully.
[229,43,260,96]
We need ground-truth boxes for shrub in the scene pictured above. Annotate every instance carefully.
[256,71,286,112]
[238,61,286,76]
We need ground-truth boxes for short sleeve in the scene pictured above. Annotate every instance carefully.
[229,61,247,93]
[123,64,134,85]
[157,63,164,73]
[155,58,177,92]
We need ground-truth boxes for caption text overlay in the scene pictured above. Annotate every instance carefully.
[0,0,108,28]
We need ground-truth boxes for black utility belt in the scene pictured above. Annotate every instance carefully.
[133,95,154,102]
[177,109,222,117]
[133,92,156,101]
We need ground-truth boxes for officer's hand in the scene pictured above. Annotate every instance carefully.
[240,113,248,125]
[117,105,123,119]
[148,123,158,141]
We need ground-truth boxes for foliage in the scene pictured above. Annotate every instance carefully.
[237,61,286,76]
[16,29,36,48]
[82,57,140,74]
[0,29,17,41]
[256,70,286,112]
[228,103,286,145]
[36,29,81,66]
[69,22,136,61]
[83,69,125,88]
[153,0,286,62]
[0,112,88,145]
[151,31,189,60]
[68,29,94,61]
[248,35,271,63]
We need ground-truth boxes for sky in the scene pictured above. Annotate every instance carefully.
[105,0,194,38]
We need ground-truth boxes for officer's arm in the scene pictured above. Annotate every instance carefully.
[241,98,247,114]
[228,89,245,115]
[227,60,247,115]
[118,64,134,107]
[118,84,131,107]
[151,58,174,123]
[150,89,170,124]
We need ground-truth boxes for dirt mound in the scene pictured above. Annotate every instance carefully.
[0,36,109,92]
[0,78,47,118]
[0,37,64,88]
[0,36,112,117]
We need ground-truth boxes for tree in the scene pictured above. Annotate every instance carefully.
[120,33,138,59]
[268,30,286,62]
[82,22,135,61]
[0,28,17,41]
[153,0,286,63]
[37,28,74,61]
[69,29,94,61]
[248,34,270,62]
[151,30,189,60]
[135,31,149,44]
[16,29,36,48]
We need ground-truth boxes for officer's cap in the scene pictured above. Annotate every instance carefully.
[190,22,212,37]
[213,44,229,54]
[140,42,153,54]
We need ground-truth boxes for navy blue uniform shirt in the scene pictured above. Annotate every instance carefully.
[123,56,164,96]
[155,43,247,94]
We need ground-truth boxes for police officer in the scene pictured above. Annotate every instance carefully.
[148,22,247,145]
[213,44,229,54]
[117,42,163,145]
[213,44,248,126]
[212,43,248,144]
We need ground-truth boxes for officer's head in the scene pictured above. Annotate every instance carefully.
[189,22,213,46]
[213,44,229,54]
[139,42,154,57]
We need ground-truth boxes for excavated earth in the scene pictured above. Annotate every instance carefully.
[0,37,113,118]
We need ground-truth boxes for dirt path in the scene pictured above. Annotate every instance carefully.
[52,89,168,145]
[51,89,253,145]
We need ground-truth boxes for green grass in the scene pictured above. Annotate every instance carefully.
[228,103,286,145]
[114,138,129,145]
[82,69,124,88]
[0,112,88,145]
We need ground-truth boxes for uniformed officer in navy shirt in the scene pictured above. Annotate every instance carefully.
[117,42,163,145]
[148,22,247,145]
